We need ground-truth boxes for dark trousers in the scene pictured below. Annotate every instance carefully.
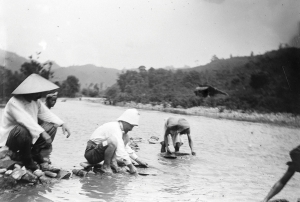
[5,123,57,163]
[84,140,107,164]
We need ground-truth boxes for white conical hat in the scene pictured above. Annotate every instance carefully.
[12,73,59,95]
[117,108,140,126]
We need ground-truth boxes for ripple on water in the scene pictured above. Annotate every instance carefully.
[0,100,299,202]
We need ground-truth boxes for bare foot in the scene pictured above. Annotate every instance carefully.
[100,165,113,174]
[111,164,121,173]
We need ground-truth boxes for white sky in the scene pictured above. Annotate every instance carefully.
[0,0,299,69]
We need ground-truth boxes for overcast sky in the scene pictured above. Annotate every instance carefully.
[0,0,299,69]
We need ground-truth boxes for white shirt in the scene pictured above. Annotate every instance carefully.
[0,96,64,146]
[89,121,133,165]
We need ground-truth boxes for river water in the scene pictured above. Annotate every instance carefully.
[0,100,299,202]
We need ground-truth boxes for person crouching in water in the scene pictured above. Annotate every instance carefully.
[84,109,140,174]
[160,117,196,156]
[0,74,71,171]
[262,145,300,202]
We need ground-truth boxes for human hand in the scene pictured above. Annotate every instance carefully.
[127,164,137,174]
[62,123,71,138]
[136,158,148,168]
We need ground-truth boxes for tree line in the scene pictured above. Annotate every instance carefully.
[105,47,300,114]
[0,57,80,102]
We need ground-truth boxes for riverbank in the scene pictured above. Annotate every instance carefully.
[1,98,299,128]
[112,101,300,128]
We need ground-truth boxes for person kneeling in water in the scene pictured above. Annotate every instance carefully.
[160,117,196,156]
[84,109,140,174]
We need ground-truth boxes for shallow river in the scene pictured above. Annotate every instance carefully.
[0,100,299,202]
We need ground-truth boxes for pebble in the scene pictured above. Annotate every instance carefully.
[0,168,7,174]
[5,170,13,175]
[44,171,57,178]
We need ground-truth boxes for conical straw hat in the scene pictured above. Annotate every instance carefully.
[12,73,59,95]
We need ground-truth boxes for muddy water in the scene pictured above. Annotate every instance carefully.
[0,100,299,202]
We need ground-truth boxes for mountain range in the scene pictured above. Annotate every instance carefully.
[0,49,199,90]
[0,49,121,90]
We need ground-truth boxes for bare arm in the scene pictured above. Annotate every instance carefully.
[186,130,196,155]
[164,129,172,154]
[262,166,295,202]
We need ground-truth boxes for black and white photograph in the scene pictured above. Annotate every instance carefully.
[0,0,300,201]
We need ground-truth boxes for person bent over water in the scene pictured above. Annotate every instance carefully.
[262,145,300,202]
[84,109,140,174]
[0,74,71,171]
[160,117,196,156]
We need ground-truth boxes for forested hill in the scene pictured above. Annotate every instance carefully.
[105,47,300,114]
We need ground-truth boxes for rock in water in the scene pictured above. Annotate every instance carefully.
[44,171,57,178]
[57,169,72,180]
[39,175,52,184]
[11,168,27,180]
[0,168,7,174]
[0,160,17,170]
[72,169,87,177]
[33,169,44,178]
[21,171,38,183]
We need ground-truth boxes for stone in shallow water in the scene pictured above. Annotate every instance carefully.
[0,160,17,170]
[39,175,52,184]
[0,168,7,174]
[11,168,27,180]
[72,169,87,177]
[56,169,72,180]
[33,169,44,178]
[21,171,38,183]
[44,171,57,178]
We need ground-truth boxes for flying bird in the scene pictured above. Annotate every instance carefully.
[194,85,228,97]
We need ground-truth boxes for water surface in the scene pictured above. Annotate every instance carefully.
[0,100,299,202]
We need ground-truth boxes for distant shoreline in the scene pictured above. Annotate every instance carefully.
[1,98,298,128]
[77,98,300,128]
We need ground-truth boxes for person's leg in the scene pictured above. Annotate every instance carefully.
[32,122,57,163]
[84,139,117,173]
[102,136,117,173]
[160,141,166,152]
[172,133,182,152]
[174,142,181,152]
[6,125,38,171]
